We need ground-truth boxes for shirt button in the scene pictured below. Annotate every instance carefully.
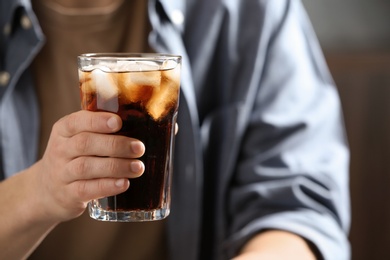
[20,15,32,30]
[171,9,184,25]
[3,23,11,36]
[0,71,10,86]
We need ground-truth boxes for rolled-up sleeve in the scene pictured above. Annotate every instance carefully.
[226,1,350,259]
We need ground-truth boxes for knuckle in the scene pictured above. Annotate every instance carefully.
[96,179,109,195]
[71,158,88,179]
[62,111,95,136]
[76,181,89,199]
[73,133,90,154]
[106,158,120,175]
[105,135,119,151]
[64,113,78,134]
[46,136,64,157]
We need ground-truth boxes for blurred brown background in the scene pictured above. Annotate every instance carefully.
[302,1,390,259]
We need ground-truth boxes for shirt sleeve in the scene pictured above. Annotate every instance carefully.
[225,1,350,259]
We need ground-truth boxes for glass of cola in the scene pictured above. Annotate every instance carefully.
[78,53,181,222]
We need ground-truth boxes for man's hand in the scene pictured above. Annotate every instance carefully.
[0,110,146,259]
[34,110,145,222]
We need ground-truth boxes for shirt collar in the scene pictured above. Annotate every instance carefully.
[151,0,187,34]
[1,0,28,28]
[1,0,44,43]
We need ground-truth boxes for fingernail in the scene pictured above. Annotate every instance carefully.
[131,141,145,155]
[115,179,126,187]
[131,161,144,173]
[107,116,120,130]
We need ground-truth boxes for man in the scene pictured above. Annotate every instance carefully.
[0,0,350,259]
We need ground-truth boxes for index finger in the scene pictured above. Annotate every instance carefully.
[55,110,122,137]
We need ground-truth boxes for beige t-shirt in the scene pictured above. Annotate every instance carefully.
[32,0,152,157]
[29,1,167,259]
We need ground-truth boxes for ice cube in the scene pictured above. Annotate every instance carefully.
[95,65,113,72]
[119,70,161,104]
[161,59,179,70]
[116,60,160,72]
[116,61,138,72]
[80,65,94,72]
[119,76,153,104]
[128,70,161,88]
[79,70,95,93]
[91,69,119,100]
[161,63,180,85]
[146,76,180,120]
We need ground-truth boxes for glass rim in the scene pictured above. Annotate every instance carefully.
[78,53,181,61]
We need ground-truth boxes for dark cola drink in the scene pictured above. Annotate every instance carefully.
[78,54,181,221]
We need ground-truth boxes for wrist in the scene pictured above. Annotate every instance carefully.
[0,166,58,259]
[234,230,317,260]
[10,163,59,228]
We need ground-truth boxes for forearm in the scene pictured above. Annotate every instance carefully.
[0,165,58,259]
[233,230,318,260]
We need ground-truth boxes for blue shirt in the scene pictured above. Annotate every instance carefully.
[0,0,351,259]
